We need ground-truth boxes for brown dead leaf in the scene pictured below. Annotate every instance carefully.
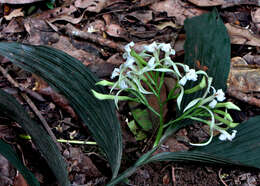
[0,0,43,4]
[2,18,24,33]
[243,52,260,65]
[66,147,101,184]
[187,0,225,6]
[4,8,24,21]
[128,10,153,24]
[164,136,189,152]
[33,74,77,119]
[105,23,127,38]
[52,36,104,65]
[155,21,181,30]
[150,0,206,25]
[228,57,260,93]
[75,0,107,13]
[32,5,77,20]
[0,154,15,185]
[24,18,59,45]
[225,23,260,47]
[14,173,29,186]
[251,8,260,33]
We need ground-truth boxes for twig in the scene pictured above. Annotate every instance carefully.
[0,65,62,150]
[172,166,176,186]
[65,23,125,52]
[218,168,228,186]
[57,139,97,145]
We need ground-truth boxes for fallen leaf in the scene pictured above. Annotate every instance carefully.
[0,0,43,4]
[75,0,107,13]
[128,10,153,24]
[0,154,15,185]
[187,0,225,6]
[2,18,24,33]
[243,52,260,65]
[228,56,260,93]
[150,0,206,25]
[251,8,260,33]
[14,173,29,186]
[155,21,181,30]
[4,8,24,21]
[226,23,260,47]
[105,23,127,38]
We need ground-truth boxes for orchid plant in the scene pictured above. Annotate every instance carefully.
[92,41,240,147]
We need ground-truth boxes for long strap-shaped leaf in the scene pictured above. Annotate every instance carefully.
[0,42,122,178]
[108,116,260,185]
[0,139,39,186]
[0,89,70,186]
[180,9,230,113]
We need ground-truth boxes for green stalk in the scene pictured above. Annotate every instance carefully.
[153,73,165,147]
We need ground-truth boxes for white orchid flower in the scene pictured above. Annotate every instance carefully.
[119,79,128,89]
[144,41,158,53]
[209,99,217,108]
[179,76,187,86]
[218,130,237,141]
[147,57,155,67]
[124,41,134,53]
[111,68,120,79]
[178,68,197,86]
[124,56,135,68]
[159,43,171,52]
[186,69,198,81]
[158,43,176,56]
[215,89,225,102]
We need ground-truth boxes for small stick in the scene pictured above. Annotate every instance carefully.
[65,23,125,52]
[218,168,228,186]
[0,65,62,150]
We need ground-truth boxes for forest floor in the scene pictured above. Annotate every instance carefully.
[1,0,260,185]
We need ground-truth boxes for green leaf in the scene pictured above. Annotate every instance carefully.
[0,89,70,186]
[108,116,260,185]
[0,42,122,178]
[150,116,260,168]
[131,108,153,131]
[127,120,147,141]
[0,140,39,186]
[181,9,230,113]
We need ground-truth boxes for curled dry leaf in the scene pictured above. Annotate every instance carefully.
[251,8,260,33]
[48,12,85,25]
[187,0,225,7]
[243,52,260,65]
[150,0,206,25]
[33,74,77,119]
[2,18,24,33]
[227,56,260,107]
[105,23,127,38]
[4,8,24,21]
[225,23,260,47]
[155,21,181,30]
[0,0,43,4]
[75,0,107,13]
[127,10,153,24]
[0,154,15,185]
[228,57,260,93]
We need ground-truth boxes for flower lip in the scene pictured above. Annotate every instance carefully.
[144,41,158,53]
[215,89,225,102]
[186,69,198,81]
[179,76,187,86]
[147,57,155,67]
[209,99,217,108]
[111,68,120,79]
[218,130,237,141]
